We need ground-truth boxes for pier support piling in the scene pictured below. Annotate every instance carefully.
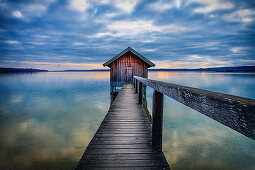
[138,82,143,104]
[152,90,164,151]
[135,79,138,93]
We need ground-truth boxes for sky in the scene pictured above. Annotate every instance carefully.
[0,0,255,70]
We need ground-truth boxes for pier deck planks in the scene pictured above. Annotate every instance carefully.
[76,84,170,169]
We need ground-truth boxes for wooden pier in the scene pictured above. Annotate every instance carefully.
[76,74,255,169]
[76,84,170,169]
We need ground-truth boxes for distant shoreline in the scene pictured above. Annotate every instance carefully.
[1,66,255,73]
[148,66,255,72]
[54,66,255,72]
[0,68,48,73]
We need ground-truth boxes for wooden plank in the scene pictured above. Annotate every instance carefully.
[97,130,151,133]
[101,123,151,125]
[102,120,150,123]
[99,127,151,130]
[90,139,150,145]
[97,129,151,133]
[76,84,170,169]
[92,136,151,140]
[81,153,166,160]
[76,168,167,170]
[95,134,151,137]
[87,144,151,149]
[78,160,169,167]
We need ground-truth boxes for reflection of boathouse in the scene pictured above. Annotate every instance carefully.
[103,47,155,92]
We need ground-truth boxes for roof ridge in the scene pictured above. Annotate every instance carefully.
[103,47,155,67]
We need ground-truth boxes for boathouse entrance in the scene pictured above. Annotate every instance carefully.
[125,66,134,82]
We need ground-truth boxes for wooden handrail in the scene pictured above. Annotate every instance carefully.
[134,76,255,148]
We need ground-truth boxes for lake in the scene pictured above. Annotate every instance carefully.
[0,71,255,169]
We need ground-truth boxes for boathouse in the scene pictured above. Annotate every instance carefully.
[103,47,155,87]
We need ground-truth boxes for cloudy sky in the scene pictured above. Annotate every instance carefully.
[0,0,255,70]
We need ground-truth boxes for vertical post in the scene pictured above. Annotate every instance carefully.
[133,78,135,88]
[135,79,138,93]
[152,90,164,151]
[143,86,146,95]
[138,82,143,104]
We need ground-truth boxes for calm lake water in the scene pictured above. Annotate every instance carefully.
[0,71,255,169]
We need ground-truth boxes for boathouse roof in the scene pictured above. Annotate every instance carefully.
[103,47,155,67]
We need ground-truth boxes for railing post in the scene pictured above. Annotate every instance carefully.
[138,82,143,104]
[135,79,138,93]
[152,90,164,151]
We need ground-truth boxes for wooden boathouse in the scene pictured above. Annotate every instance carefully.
[103,47,155,89]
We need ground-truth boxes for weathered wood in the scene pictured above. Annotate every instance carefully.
[152,90,164,150]
[108,49,151,87]
[82,153,166,160]
[135,79,138,93]
[134,76,255,140]
[87,144,152,149]
[139,82,143,104]
[76,84,170,169]
[78,159,169,167]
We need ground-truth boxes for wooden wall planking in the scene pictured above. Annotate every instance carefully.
[110,52,149,86]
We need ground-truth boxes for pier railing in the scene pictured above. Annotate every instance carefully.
[133,76,255,150]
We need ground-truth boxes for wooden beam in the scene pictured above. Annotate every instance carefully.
[134,76,255,140]
[139,82,143,104]
[152,90,164,150]
[135,79,138,94]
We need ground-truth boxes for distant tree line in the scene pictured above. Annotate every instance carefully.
[1,66,255,73]
[149,66,255,72]
[0,68,48,73]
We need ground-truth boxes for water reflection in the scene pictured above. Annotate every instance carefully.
[0,72,110,169]
[0,71,255,169]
